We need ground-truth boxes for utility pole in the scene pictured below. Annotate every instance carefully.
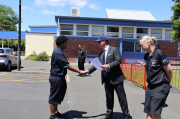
[18,0,21,70]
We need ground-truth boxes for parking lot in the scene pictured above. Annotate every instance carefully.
[0,72,49,82]
[0,60,180,119]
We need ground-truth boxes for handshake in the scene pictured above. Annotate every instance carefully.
[79,70,89,76]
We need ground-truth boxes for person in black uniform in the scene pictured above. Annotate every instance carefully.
[78,44,86,76]
[139,36,172,119]
[155,42,160,49]
[49,36,85,119]
[85,35,131,119]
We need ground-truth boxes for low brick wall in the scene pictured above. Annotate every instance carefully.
[54,38,119,63]
[159,42,178,57]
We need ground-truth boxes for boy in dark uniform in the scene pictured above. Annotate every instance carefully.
[49,36,85,119]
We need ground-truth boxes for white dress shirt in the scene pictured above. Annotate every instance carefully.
[104,45,109,64]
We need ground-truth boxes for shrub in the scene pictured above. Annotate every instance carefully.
[25,55,37,60]
[30,51,37,56]
[35,51,49,61]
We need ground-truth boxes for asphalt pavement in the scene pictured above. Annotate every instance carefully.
[0,59,179,119]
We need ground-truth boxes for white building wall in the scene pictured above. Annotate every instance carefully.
[25,33,56,57]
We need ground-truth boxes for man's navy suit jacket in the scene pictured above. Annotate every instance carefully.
[88,46,125,85]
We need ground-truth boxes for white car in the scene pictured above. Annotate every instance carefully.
[0,48,19,71]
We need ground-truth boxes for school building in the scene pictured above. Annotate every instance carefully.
[1,9,180,62]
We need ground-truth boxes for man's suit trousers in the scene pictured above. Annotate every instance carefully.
[78,60,85,71]
[104,81,130,117]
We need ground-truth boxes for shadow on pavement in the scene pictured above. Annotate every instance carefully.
[64,110,104,118]
[63,110,125,119]
[76,75,92,77]
[0,66,24,72]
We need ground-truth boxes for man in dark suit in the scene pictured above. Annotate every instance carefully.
[85,35,131,119]
[78,44,86,76]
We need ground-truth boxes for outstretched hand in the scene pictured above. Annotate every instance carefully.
[101,64,109,70]
[79,70,88,76]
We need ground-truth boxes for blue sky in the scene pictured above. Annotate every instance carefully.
[1,0,175,31]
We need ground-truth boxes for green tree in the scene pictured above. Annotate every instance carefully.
[0,4,19,31]
[171,0,180,42]
[164,19,172,22]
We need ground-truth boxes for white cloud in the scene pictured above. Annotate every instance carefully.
[40,9,58,15]
[22,6,35,12]
[89,4,102,10]
[34,0,88,7]
[67,0,88,7]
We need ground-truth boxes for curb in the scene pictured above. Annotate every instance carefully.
[11,70,49,74]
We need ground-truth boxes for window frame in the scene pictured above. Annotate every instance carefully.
[136,27,148,38]
[60,24,74,36]
[107,26,119,38]
[92,25,104,37]
[165,29,174,40]
[123,41,145,52]
[122,27,134,39]
[151,28,162,39]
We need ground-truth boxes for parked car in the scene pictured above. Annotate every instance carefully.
[0,48,20,71]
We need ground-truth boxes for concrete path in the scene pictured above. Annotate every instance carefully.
[2,60,179,119]
[66,65,180,119]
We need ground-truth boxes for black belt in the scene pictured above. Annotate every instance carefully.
[50,75,63,78]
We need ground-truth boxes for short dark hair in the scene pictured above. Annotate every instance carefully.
[79,44,82,46]
[155,42,160,49]
[105,40,109,44]
[56,36,68,46]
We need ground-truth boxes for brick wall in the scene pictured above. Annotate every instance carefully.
[159,42,178,57]
[54,38,119,63]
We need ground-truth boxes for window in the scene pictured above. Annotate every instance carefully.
[107,26,119,37]
[135,42,141,52]
[76,25,89,36]
[123,41,145,52]
[92,25,104,36]
[122,27,134,38]
[8,50,13,55]
[0,49,4,53]
[151,28,162,39]
[165,29,173,39]
[137,28,148,38]
[122,41,134,52]
[60,24,73,35]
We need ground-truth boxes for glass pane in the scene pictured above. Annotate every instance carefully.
[107,26,119,32]
[122,34,133,38]
[122,41,134,52]
[77,32,88,36]
[92,32,104,36]
[135,42,141,52]
[165,29,174,35]
[122,27,134,33]
[151,29,162,34]
[137,28,148,34]
[61,31,73,35]
[60,24,73,30]
[92,25,104,32]
[151,35,162,39]
[0,49,4,53]
[77,25,89,31]
[137,34,147,38]
[165,35,172,39]
[107,32,118,37]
